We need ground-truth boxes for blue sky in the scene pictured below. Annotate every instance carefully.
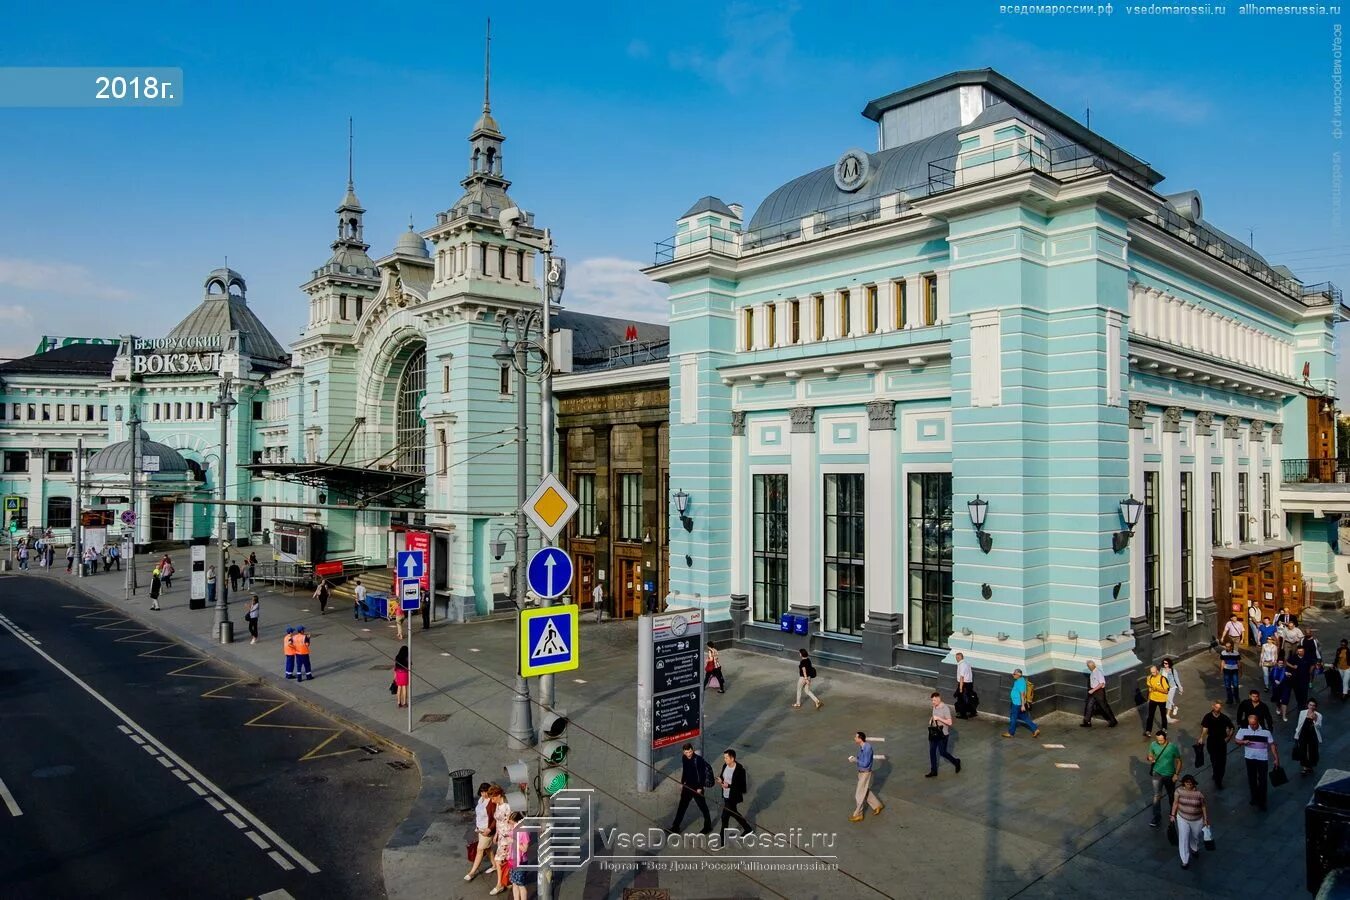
[1,2,1346,386]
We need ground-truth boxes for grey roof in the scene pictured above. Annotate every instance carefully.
[167,283,289,365]
[394,224,430,258]
[0,343,116,376]
[681,196,738,219]
[86,438,190,475]
[554,310,670,372]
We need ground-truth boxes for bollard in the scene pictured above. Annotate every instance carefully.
[219,621,234,644]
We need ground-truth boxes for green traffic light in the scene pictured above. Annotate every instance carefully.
[541,740,567,764]
[541,766,568,795]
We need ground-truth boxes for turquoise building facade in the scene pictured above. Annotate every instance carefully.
[649,70,1347,699]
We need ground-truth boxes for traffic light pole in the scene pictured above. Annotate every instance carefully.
[212,376,236,644]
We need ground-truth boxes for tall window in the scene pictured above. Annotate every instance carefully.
[1237,472,1250,542]
[47,451,73,473]
[894,281,907,329]
[865,285,878,333]
[498,246,507,278]
[752,474,789,623]
[575,473,596,536]
[788,300,801,344]
[619,473,643,541]
[765,304,776,348]
[1261,473,1272,539]
[1144,471,1160,632]
[339,294,348,319]
[395,345,427,474]
[499,364,512,396]
[923,274,938,326]
[251,497,263,534]
[517,251,526,281]
[838,290,851,336]
[355,297,365,320]
[813,295,825,341]
[742,308,755,350]
[45,496,72,529]
[1211,471,1222,547]
[823,473,865,635]
[3,451,28,473]
[907,473,953,648]
[1181,472,1194,620]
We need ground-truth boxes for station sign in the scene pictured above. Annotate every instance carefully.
[651,609,704,750]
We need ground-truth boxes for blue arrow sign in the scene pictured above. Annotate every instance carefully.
[396,550,425,581]
[527,547,574,600]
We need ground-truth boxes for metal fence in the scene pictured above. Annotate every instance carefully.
[1282,458,1350,484]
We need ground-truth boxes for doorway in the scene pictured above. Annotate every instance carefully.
[150,499,174,542]
[574,554,595,608]
[617,558,643,619]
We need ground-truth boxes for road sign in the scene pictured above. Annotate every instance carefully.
[520,604,579,677]
[120,510,136,526]
[400,579,421,612]
[650,609,704,750]
[527,547,574,599]
[396,549,425,582]
[141,455,160,472]
[405,531,431,591]
[523,474,579,542]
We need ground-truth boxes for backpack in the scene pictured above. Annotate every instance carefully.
[699,756,715,789]
[1023,679,1035,704]
[805,661,818,679]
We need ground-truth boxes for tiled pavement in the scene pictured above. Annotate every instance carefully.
[16,555,1349,899]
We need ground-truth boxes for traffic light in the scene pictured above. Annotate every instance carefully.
[538,711,570,796]
[503,761,530,812]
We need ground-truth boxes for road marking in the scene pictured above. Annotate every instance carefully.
[157,756,175,769]
[246,830,270,850]
[142,744,160,756]
[225,812,247,829]
[1042,743,1066,749]
[0,613,40,645]
[0,618,320,875]
[259,890,296,899]
[172,769,190,782]
[188,782,207,796]
[117,724,133,735]
[1055,763,1081,769]
[574,678,588,684]
[129,734,146,745]
[0,776,22,817]
[268,851,296,871]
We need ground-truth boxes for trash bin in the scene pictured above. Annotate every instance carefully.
[451,768,476,811]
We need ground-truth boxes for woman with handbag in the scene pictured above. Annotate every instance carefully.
[488,786,511,895]
[392,645,410,709]
[1169,774,1210,869]
[1161,658,1183,721]
[1293,698,1324,776]
[793,648,822,710]
[704,642,725,694]
[313,578,330,614]
[464,783,494,883]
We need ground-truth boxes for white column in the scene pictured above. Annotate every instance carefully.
[775,299,791,346]
[935,270,951,325]
[729,416,746,596]
[1269,426,1284,539]
[1161,414,1182,615]
[1129,418,1146,620]
[26,451,43,534]
[1196,417,1214,603]
[865,413,896,623]
[1248,427,1263,543]
[787,410,814,612]
[1222,419,1239,546]
[905,275,923,329]
[881,282,898,333]
[850,289,865,338]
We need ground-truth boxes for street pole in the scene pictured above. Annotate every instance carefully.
[213,375,236,644]
[127,410,140,598]
[539,231,557,711]
[75,437,83,579]
[508,326,536,751]
[407,604,413,734]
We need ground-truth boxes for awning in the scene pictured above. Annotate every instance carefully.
[242,462,426,509]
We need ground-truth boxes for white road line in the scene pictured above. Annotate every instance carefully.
[205,797,227,812]
[258,890,296,900]
[0,776,22,817]
[141,744,160,756]
[117,725,133,735]
[129,734,146,745]
[267,851,296,872]
[1055,763,1081,769]
[225,812,247,829]
[0,619,320,875]
[245,830,270,850]
[188,782,207,796]
[156,756,175,769]
[1042,743,1066,749]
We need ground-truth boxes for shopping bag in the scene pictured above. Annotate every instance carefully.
[707,674,722,691]
[466,840,477,862]
[1193,743,1205,768]
[1202,824,1215,850]
[1270,765,1289,787]
[1166,821,1178,845]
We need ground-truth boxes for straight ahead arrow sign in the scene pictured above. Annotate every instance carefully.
[402,556,417,578]
[544,554,556,598]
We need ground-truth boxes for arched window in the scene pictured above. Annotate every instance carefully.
[395,346,427,474]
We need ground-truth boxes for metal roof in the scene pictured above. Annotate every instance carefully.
[167,296,290,363]
[0,343,117,376]
[681,196,738,219]
[86,438,190,475]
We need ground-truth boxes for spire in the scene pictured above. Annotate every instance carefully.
[341,117,361,210]
[483,18,491,116]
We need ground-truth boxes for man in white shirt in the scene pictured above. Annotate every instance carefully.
[592,583,604,623]
[1234,713,1280,811]
[1221,615,1244,646]
[1080,659,1118,727]
[1248,603,1262,646]
[354,578,368,621]
[954,652,976,719]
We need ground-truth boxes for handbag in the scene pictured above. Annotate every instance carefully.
[1193,742,1205,768]
[1270,765,1289,786]
[1166,820,1178,845]
[707,674,722,691]
[927,724,943,741]
[389,680,398,695]
[1202,824,1215,850]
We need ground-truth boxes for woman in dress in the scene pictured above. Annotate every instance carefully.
[1161,657,1183,721]
[704,642,725,694]
[393,645,410,709]
[489,787,513,896]
[1270,657,1293,722]
[506,810,533,900]
[1293,698,1324,776]
[1169,774,1210,870]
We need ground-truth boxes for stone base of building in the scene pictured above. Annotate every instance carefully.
[1311,587,1346,610]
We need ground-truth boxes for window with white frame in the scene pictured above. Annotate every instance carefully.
[823,473,865,636]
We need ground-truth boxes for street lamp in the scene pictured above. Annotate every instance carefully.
[1112,494,1145,553]
[673,488,693,532]
[211,375,238,643]
[967,495,992,554]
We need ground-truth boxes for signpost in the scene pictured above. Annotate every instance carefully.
[527,547,574,600]
[523,474,579,543]
[189,544,207,609]
[399,579,421,734]
[519,605,579,677]
[637,608,704,791]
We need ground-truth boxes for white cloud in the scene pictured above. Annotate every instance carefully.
[565,258,668,323]
[0,257,134,300]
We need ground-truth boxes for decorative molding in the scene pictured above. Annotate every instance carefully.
[1162,406,1182,433]
[731,410,747,436]
[1223,415,1241,439]
[1128,400,1147,429]
[1271,423,1283,445]
[1249,420,1265,442]
[1195,410,1214,435]
[865,399,896,431]
[789,406,816,433]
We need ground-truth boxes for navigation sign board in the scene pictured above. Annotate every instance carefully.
[523,474,579,543]
[141,455,160,473]
[395,549,425,582]
[400,579,421,612]
[651,609,704,750]
[519,604,579,677]
[404,530,431,591]
[526,547,574,600]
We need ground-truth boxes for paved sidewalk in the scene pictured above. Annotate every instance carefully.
[20,555,1350,899]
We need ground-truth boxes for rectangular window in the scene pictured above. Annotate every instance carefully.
[355,297,364,320]
[0,403,5,420]
[894,281,907,329]
[1181,471,1194,620]
[249,401,261,421]
[574,473,596,537]
[41,404,51,421]
[442,364,451,394]
[46,496,72,529]
[70,404,80,421]
[339,294,348,319]
[11,403,19,420]
[479,243,488,274]
[48,451,73,473]
[788,299,800,344]
[196,402,204,419]
[176,402,184,419]
[1211,471,1222,547]
[152,403,160,420]
[99,405,108,421]
[619,473,643,542]
[279,533,299,556]
[751,474,789,624]
[1238,472,1250,542]
[838,290,851,336]
[865,285,878,334]
[907,472,953,648]
[1144,471,1160,632]
[765,304,776,348]
[742,308,755,350]
[517,251,526,281]
[87,404,96,421]
[499,364,512,396]
[56,405,65,421]
[823,473,866,636]
[3,451,28,473]
[1261,473,1272,539]
[923,274,938,326]
[813,294,825,341]
[312,387,318,412]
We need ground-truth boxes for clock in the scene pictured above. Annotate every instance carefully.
[671,615,689,637]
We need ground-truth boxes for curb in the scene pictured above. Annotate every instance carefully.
[51,578,450,869]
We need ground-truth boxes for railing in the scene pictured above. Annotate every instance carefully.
[654,226,741,265]
[1282,458,1350,484]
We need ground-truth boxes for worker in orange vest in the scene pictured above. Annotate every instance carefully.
[284,627,297,679]
[293,625,313,681]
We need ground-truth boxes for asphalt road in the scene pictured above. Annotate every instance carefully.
[0,576,418,900]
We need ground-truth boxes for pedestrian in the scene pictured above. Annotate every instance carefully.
[1237,688,1275,732]
[926,691,961,777]
[793,648,822,710]
[247,552,257,588]
[354,578,368,621]
[1289,645,1316,711]
[1334,639,1350,701]
[592,582,604,624]
[245,594,260,644]
[715,748,753,841]
[205,565,217,606]
[486,786,511,895]
[1284,620,1306,659]
[669,742,714,834]
[1081,659,1118,727]
[1274,606,1295,629]
[1144,665,1170,736]
[490,809,519,897]
[313,578,330,615]
[1147,728,1182,827]
[1269,660,1292,722]
[1258,616,1278,647]
[160,556,174,589]
[84,546,98,576]
[1002,668,1040,738]
[228,559,241,592]
[1161,657,1183,721]
[705,642,725,693]
[293,626,312,680]
[1302,627,1323,664]
[65,544,75,573]
[848,732,886,821]
[1248,601,1262,646]
[110,542,121,570]
[17,543,28,570]
[464,783,494,883]
[393,644,410,708]
[1169,774,1210,870]
[1292,698,1323,776]
[1198,700,1235,790]
[283,627,296,679]
[505,811,532,900]
[149,566,162,610]
[1218,640,1241,705]
[420,586,430,631]
[392,597,405,640]
[1234,712,1280,811]
[102,545,113,571]
[954,651,977,719]
[1221,614,1244,646]
[1260,636,1279,690]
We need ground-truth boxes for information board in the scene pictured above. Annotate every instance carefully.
[650,609,703,750]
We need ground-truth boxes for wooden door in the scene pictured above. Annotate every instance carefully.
[1282,560,1305,615]
[618,559,642,619]
[1230,573,1252,643]
[574,554,595,608]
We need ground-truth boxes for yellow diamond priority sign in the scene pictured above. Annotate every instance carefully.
[524,473,579,542]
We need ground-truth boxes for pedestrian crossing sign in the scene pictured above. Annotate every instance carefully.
[519,604,579,677]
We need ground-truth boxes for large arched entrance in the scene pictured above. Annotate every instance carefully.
[395,345,426,474]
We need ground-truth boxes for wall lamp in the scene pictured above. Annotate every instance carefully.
[980,583,992,599]
[960,627,974,636]
[490,527,516,561]
[1067,630,1079,641]
[1111,495,1145,553]
[673,489,693,532]
[996,632,1010,642]
[967,495,993,554]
